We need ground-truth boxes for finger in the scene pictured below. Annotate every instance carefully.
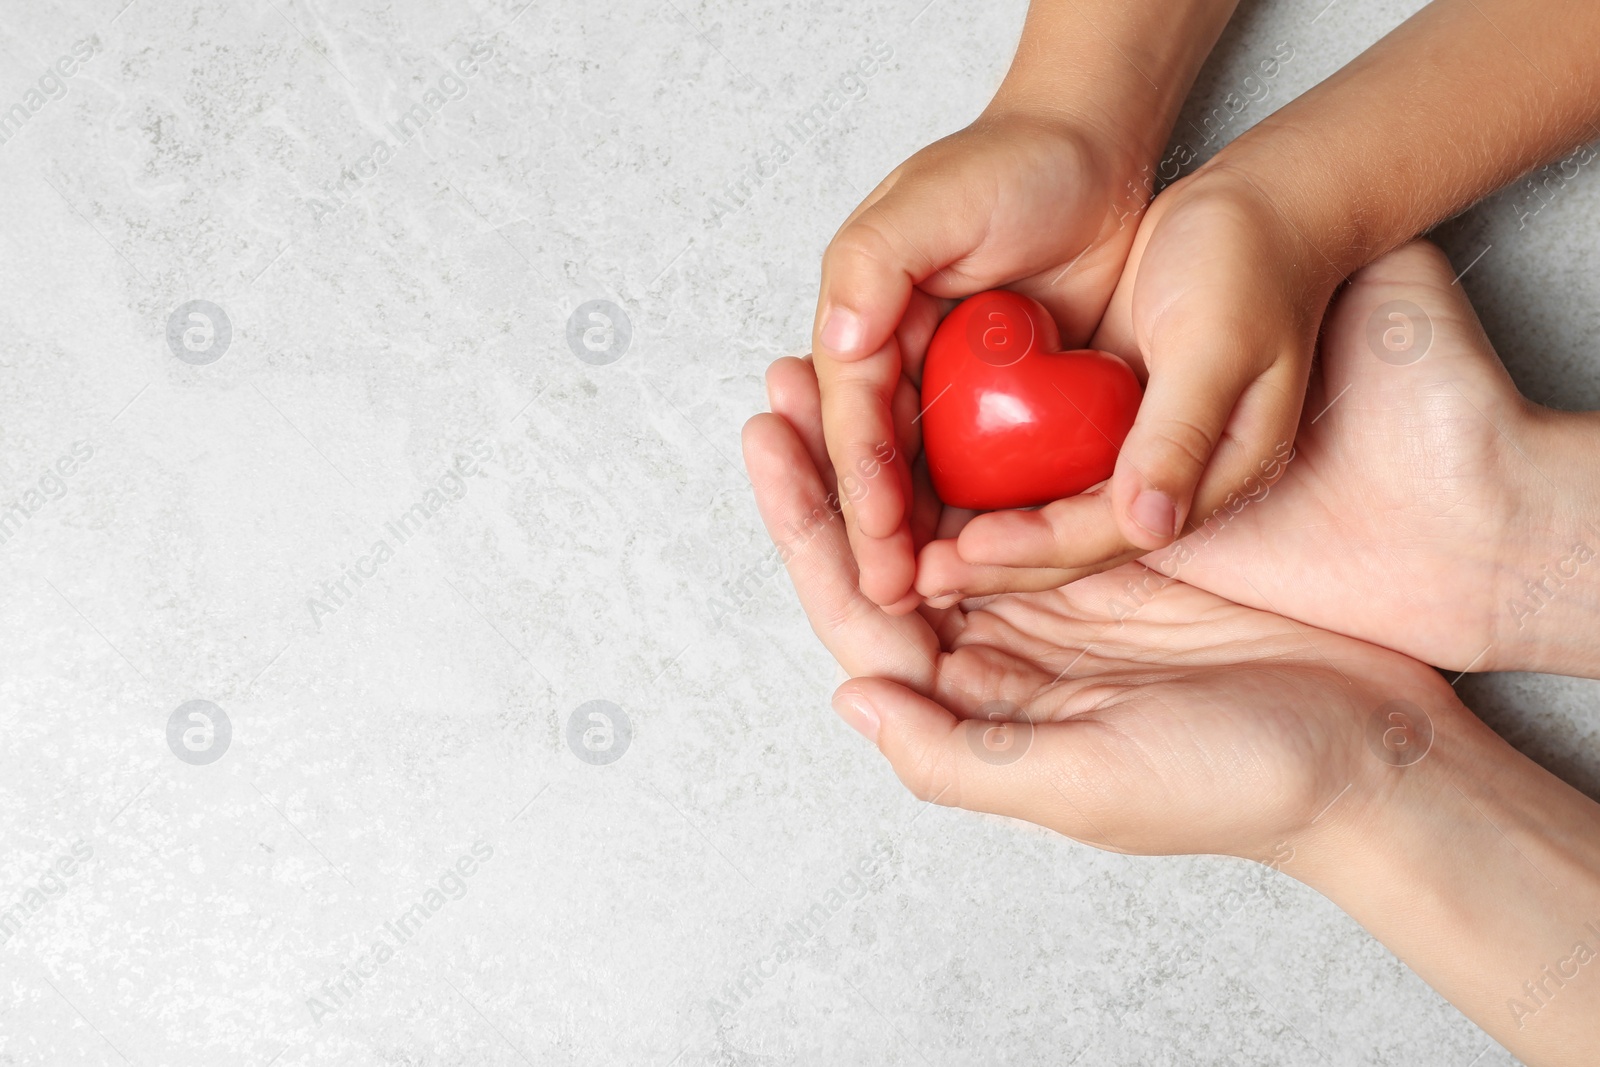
[764,356,832,482]
[953,492,1129,571]
[837,373,918,606]
[907,454,945,553]
[914,539,972,605]
[771,358,921,543]
[813,179,987,546]
[894,288,954,386]
[933,502,975,541]
[832,167,905,236]
[742,413,936,688]
[912,503,981,605]
[843,503,917,609]
[878,456,944,618]
[890,374,922,475]
[814,340,906,542]
[930,632,1127,723]
[831,677,1111,840]
[1108,324,1276,551]
[1178,356,1307,543]
[916,537,1139,602]
[768,355,918,607]
[814,182,976,363]
[881,589,924,616]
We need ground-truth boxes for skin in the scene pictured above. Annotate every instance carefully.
[744,246,1600,1062]
[810,0,1241,610]
[924,241,1600,676]
[942,0,1600,596]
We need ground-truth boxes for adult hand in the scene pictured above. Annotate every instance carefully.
[745,355,1450,859]
[746,353,1600,1067]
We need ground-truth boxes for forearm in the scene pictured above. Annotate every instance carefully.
[1207,0,1600,279]
[1301,694,1600,1065]
[988,0,1240,155]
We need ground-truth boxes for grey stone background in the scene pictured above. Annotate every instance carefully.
[0,0,1594,1063]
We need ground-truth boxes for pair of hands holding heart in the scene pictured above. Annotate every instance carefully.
[745,239,1532,861]
[745,14,1600,1060]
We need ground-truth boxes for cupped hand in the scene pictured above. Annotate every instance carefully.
[745,356,1458,859]
[920,170,1334,600]
[811,110,1154,611]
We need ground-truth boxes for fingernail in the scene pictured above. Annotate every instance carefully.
[833,691,880,744]
[1131,489,1178,540]
[820,308,865,354]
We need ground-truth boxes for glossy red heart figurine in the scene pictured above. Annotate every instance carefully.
[920,289,1142,511]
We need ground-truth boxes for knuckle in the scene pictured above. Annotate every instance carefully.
[814,590,876,640]
[825,217,898,275]
[899,735,961,806]
[1041,507,1086,561]
[1137,418,1217,481]
[828,357,896,393]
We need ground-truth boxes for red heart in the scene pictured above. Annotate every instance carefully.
[920,290,1142,511]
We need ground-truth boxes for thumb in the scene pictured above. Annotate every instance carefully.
[815,178,986,363]
[830,677,1101,835]
[1110,332,1266,551]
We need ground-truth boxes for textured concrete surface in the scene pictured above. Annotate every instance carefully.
[0,0,1594,1063]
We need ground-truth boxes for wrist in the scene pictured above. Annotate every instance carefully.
[1156,165,1346,321]
[1291,692,1600,1062]
[987,0,1239,164]
[1288,686,1499,896]
[1490,407,1600,677]
[1190,149,1370,298]
[1199,133,1381,283]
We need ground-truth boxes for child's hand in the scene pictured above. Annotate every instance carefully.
[919,170,1332,599]
[811,109,1155,610]
[921,0,1600,598]
[808,0,1248,610]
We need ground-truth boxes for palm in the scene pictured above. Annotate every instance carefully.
[922,571,1423,854]
[1137,242,1525,670]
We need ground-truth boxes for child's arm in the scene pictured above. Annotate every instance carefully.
[942,0,1600,594]
[1217,0,1600,280]
[810,0,1239,609]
